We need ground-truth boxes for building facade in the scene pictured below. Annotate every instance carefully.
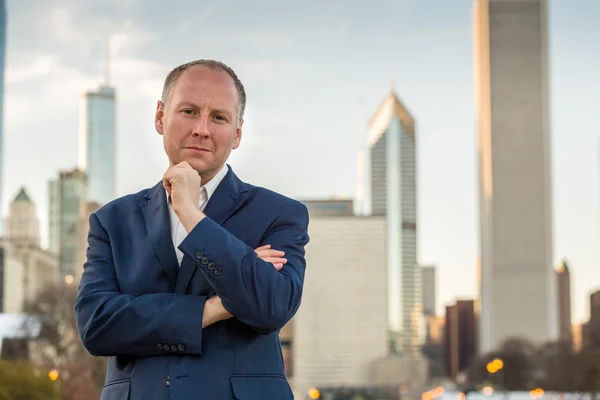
[363,89,423,354]
[556,260,572,344]
[1,188,58,313]
[79,84,116,206]
[474,0,557,352]
[48,168,87,280]
[444,300,477,379]
[292,216,388,399]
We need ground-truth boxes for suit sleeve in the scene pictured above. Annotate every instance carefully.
[178,201,310,335]
[74,213,207,357]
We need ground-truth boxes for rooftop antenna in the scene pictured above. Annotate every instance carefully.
[104,36,111,85]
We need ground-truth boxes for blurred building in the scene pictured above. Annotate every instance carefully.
[1,188,58,313]
[0,0,6,233]
[74,201,101,282]
[359,87,423,354]
[301,199,353,217]
[48,168,87,280]
[572,323,583,352]
[582,290,600,348]
[421,265,436,317]
[4,188,40,247]
[292,215,389,399]
[474,0,557,352]
[444,299,476,379]
[78,84,117,206]
[422,316,445,379]
[556,260,572,345]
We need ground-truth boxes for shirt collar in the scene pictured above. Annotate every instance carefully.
[202,163,228,202]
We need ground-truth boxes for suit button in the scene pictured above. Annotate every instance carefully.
[170,344,177,352]
[201,256,209,265]
[178,344,185,352]
[214,267,222,276]
[207,262,216,270]
[194,251,203,260]
[157,344,163,350]
[163,376,170,386]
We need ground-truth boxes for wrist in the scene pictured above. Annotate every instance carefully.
[177,207,205,233]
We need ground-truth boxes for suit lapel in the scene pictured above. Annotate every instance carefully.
[174,165,248,294]
[140,181,179,291]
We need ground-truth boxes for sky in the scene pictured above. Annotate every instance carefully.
[2,0,600,323]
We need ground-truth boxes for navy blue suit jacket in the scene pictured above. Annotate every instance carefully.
[74,165,309,400]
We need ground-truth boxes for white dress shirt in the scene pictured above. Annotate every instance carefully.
[167,164,229,266]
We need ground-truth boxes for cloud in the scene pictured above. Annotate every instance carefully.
[5,55,59,84]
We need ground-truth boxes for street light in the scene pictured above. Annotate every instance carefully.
[48,369,59,381]
[486,358,505,394]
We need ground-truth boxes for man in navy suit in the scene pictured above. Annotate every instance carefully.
[74,59,309,400]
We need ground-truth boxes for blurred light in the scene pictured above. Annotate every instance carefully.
[486,362,497,374]
[308,388,320,399]
[492,358,504,370]
[48,369,59,381]
[458,393,466,400]
[65,274,74,284]
[481,386,494,396]
[530,388,544,399]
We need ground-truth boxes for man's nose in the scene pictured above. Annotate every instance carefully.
[192,116,210,137]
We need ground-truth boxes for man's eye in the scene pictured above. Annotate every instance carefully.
[214,115,227,121]
[182,109,196,115]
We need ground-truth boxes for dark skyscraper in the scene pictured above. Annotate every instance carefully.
[0,0,6,234]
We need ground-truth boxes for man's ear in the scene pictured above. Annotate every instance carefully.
[232,119,243,150]
[155,101,165,135]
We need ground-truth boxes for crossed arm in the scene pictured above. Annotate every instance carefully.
[74,203,309,358]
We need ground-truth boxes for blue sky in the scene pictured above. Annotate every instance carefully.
[3,0,600,323]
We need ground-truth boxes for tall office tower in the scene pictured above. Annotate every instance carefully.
[0,0,6,234]
[556,260,572,344]
[363,87,423,354]
[421,265,436,317]
[78,78,116,206]
[48,168,87,280]
[474,0,557,352]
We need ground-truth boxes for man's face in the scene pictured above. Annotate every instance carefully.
[155,65,243,181]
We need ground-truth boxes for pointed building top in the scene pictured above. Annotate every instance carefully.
[367,89,415,146]
[13,187,32,203]
[557,259,570,274]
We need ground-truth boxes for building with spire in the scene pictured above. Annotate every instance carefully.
[360,86,423,355]
[78,40,117,206]
[1,187,58,313]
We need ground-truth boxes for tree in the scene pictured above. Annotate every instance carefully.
[467,337,537,390]
[0,360,60,400]
[21,282,107,400]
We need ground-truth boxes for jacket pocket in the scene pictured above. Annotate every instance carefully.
[100,380,131,400]
[230,374,293,400]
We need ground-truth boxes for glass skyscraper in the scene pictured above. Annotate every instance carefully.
[78,84,116,206]
[362,89,425,355]
[0,0,6,234]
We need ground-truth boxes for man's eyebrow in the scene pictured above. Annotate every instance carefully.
[212,108,233,117]
[174,102,198,109]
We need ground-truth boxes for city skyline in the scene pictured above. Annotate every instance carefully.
[2,0,600,323]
